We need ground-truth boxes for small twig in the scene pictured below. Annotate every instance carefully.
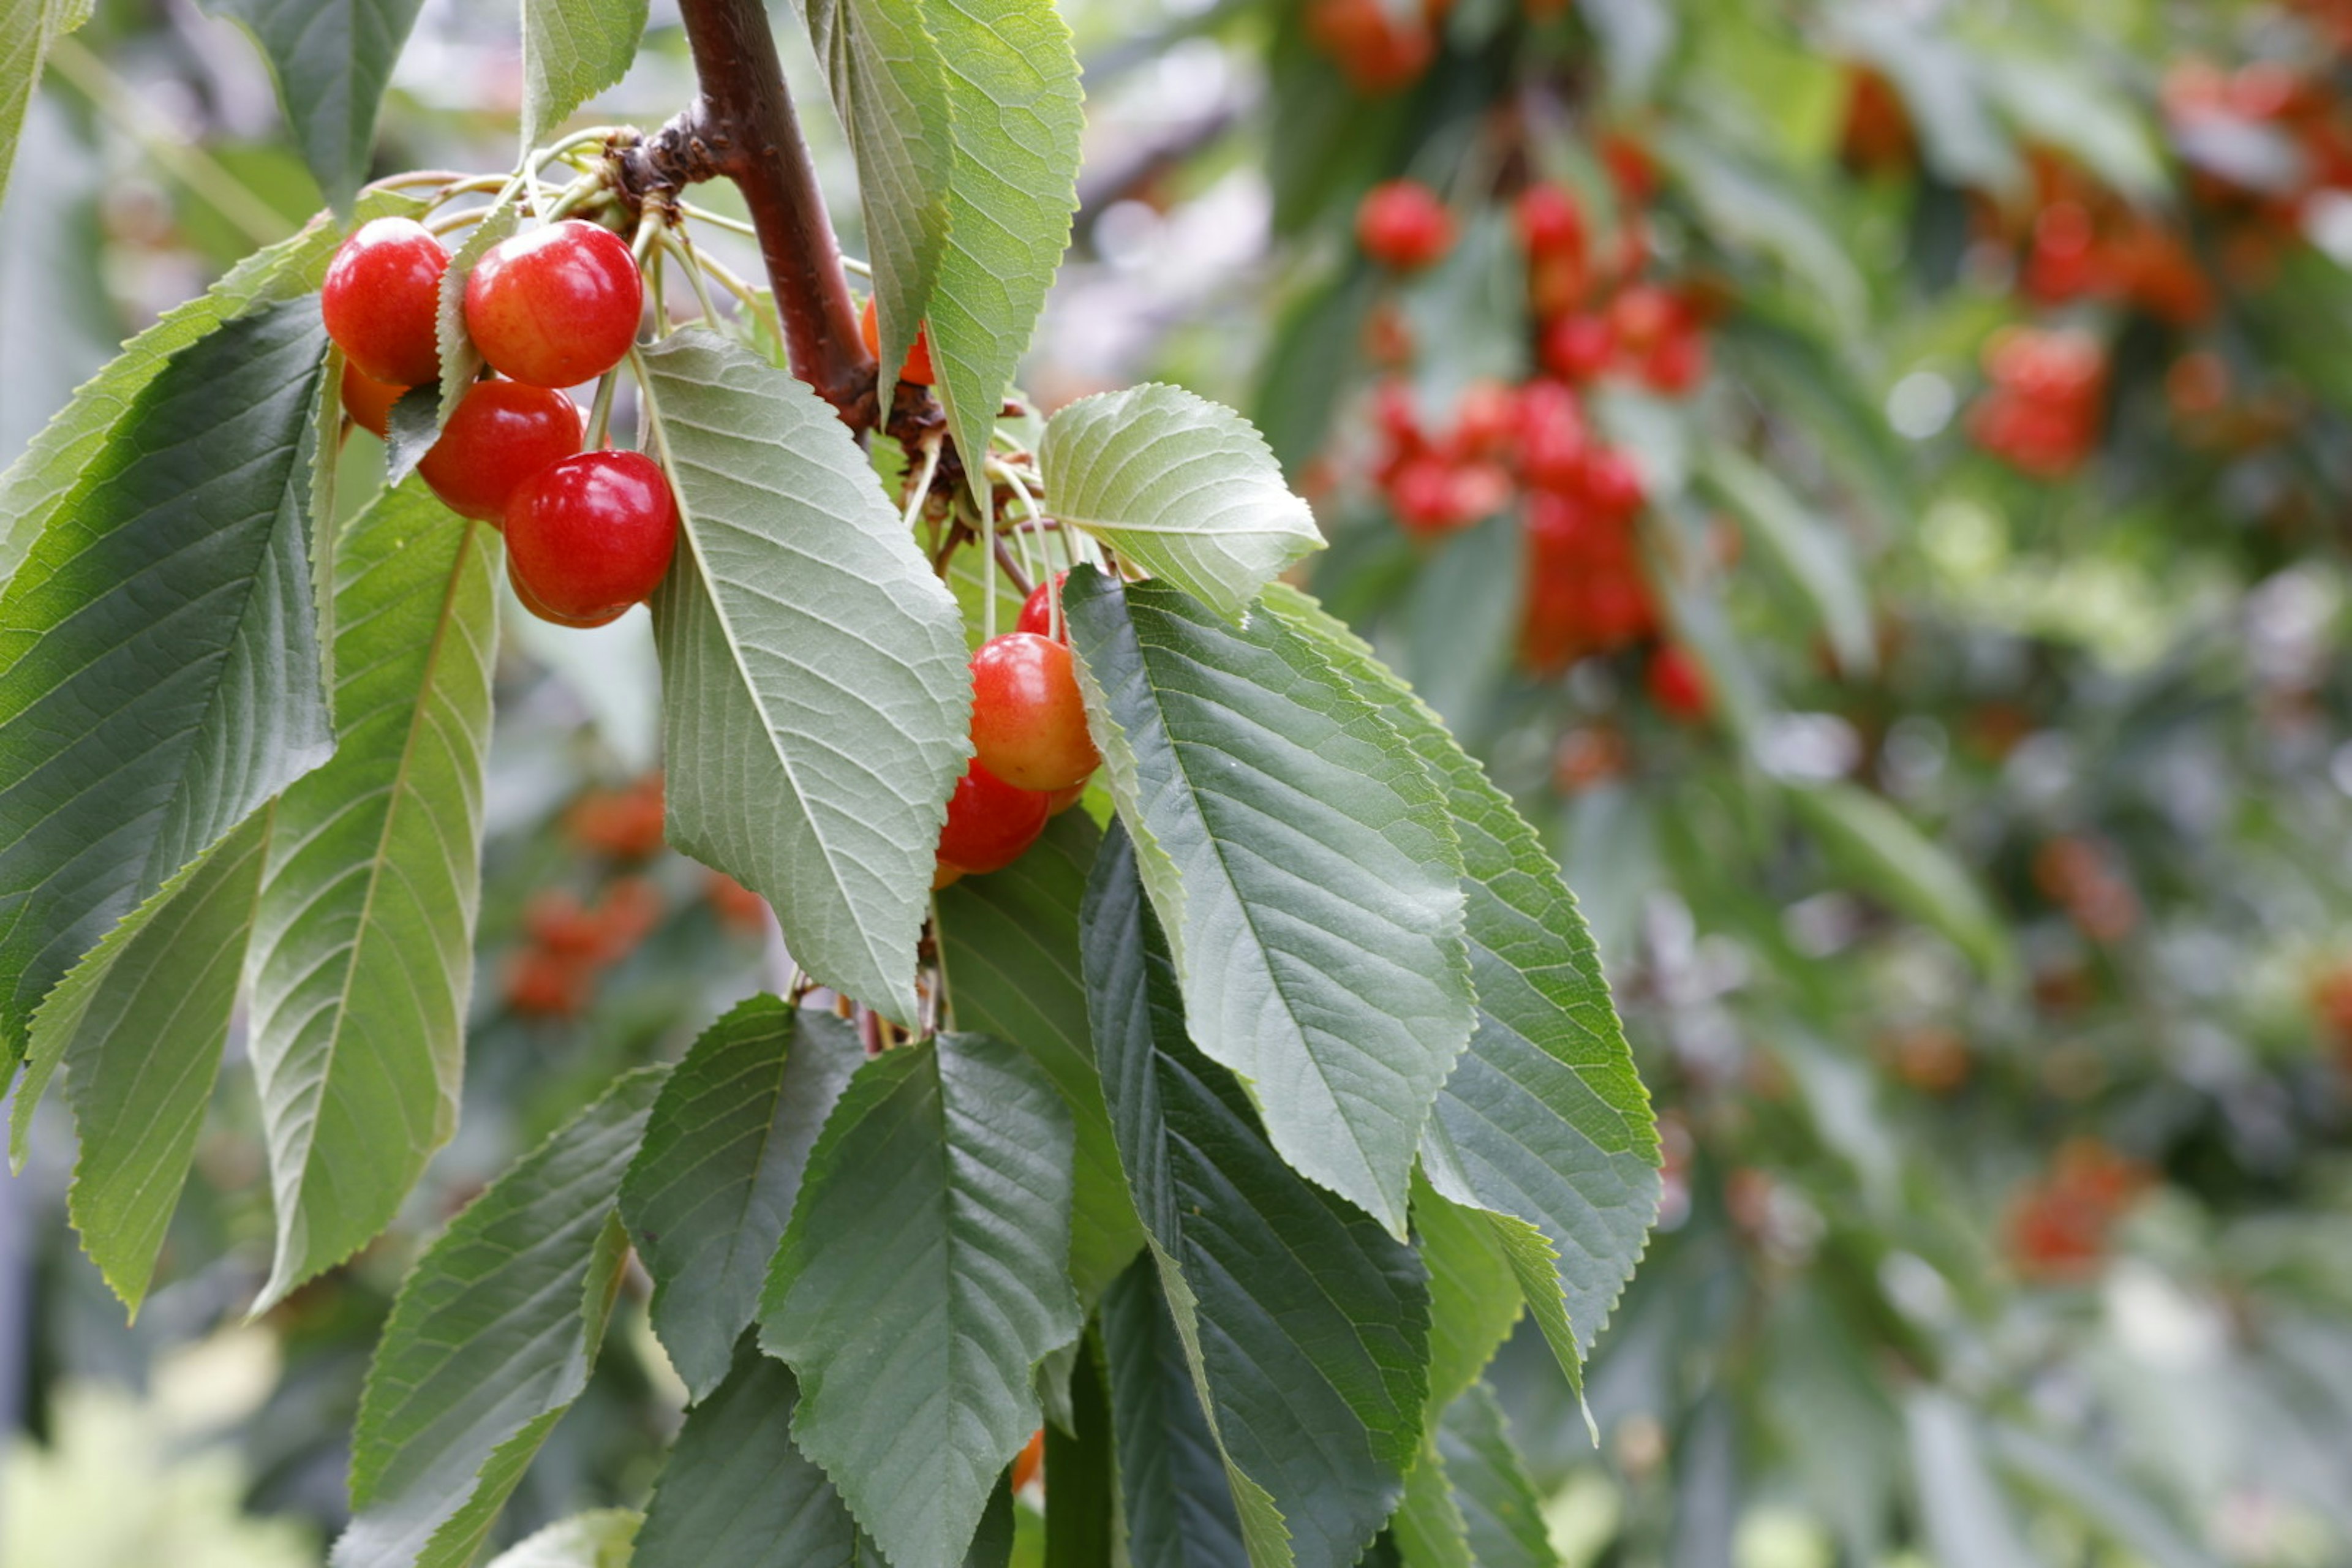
[992,539,1033,598]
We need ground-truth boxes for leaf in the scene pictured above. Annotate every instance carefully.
[1084,825,1431,1568]
[1063,571,1473,1236]
[1904,1390,2046,1568]
[1261,586,1659,1393]
[792,0,953,384]
[1698,443,1874,677]
[382,383,442,484]
[336,1067,665,1568]
[519,0,647,153]
[935,810,1145,1303]
[1436,1384,1558,1568]
[0,297,333,1071]
[758,1033,1080,1568]
[244,484,497,1308]
[1988,1423,2223,1568]
[434,200,519,433]
[634,1337,873,1568]
[918,0,1082,494]
[1043,1340,1114,1567]
[207,0,428,211]
[1414,1178,1523,1414]
[1830,8,2019,192]
[1390,1446,1471,1568]
[483,1511,642,1568]
[0,0,85,223]
[641,330,969,1023]
[1042,387,1323,620]
[1787,781,2013,980]
[618,997,864,1400]
[1099,1256,1248,1568]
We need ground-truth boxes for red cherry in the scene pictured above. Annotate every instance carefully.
[1642,328,1708,396]
[937,758,1050,875]
[1042,781,1088,815]
[340,361,408,439]
[1606,285,1683,358]
[1355,180,1455,270]
[417,380,584,523]
[969,632,1101,792]
[1515,183,1585,258]
[322,217,449,386]
[1016,571,1071,640]
[506,450,679,625]
[1646,645,1709,720]
[464,219,644,388]
[1539,314,1615,382]
[1578,448,1646,518]
[1517,380,1589,491]
[858,295,937,385]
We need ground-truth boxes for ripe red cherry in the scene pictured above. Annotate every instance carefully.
[417,380,584,523]
[937,758,1050,875]
[464,219,644,388]
[1016,571,1070,640]
[1540,314,1614,382]
[1355,180,1454,270]
[340,361,408,439]
[1578,448,1646,518]
[1515,183,1585,258]
[969,632,1100,792]
[506,450,679,627]
[858,295,936,385]
[1647,644,1709,720]
[322,217,449,386]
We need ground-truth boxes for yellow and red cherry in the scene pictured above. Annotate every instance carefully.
[322,217,449,386]
[1042,781,1088,815]
[1014,570,1070,641]
[505,450,679,627]
[937,758,1050,876]
[858,295,936,385]
[417,380,584,523]
[339,361,409,439]
[464,219,644,388]
[969,632,1099,793]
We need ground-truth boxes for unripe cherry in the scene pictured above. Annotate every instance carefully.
[322,217,449,386]
[937,758,1050,875]
[506,450,679,627]
[858,295,936,385]
[464,219,644,388]
[969,632,1101,792]
[340,361,408,439]
[417,380,584,523]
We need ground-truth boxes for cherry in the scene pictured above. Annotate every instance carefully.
[464,219,643,388]
[340,361,408,439]
[1042,781,1088,815]
[322,217,449,386]
[857,295,936,385]
[937,758,1050,875]
[1540,314,1615,382]
[417,380,584,523]
[1016,571,1071,640]
[1515,183,1585,258]
[969,632,1100,792]
[506,450,679,627]
[1355,180,1454,270]
[1578,448,1646,518]
[1646,644,1709,720]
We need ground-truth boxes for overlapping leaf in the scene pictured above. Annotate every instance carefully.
[641,330,968,1023]
[244,485,497,1308]
[433,200,519,432]
[1063,570,1472,1236]
[1084,826,1431,1568]
[0,298,333,1071]
[1100,1257,1248,1568]
[759,1033,1079,1568]
[619,998,864,1400]
[519,0,647,152]
[207,0,427,210]
[1042,388,1322,619]
[1434,1384,1557,1568]
[336,1068,665,1568]
[935,810,1144,1303]
[919,0,1083,491]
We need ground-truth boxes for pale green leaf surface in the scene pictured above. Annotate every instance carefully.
[1787,781,2013,980]
[208,0,426,209]
[1904,1390,2046,1568]
[336,1068,665,1567]
[1042,387,1322,620]
[519,0,647,151]
[0,299,333,1071]
[1413,1178,1523,1414]
[1100,1256,1248,1568]
[642,330,969,1023]
[1084,826,1430,1568]
[759,1033,1080,1568]
[619,998,864,1400]
[1392,1442,1471,1568]
[483,1510,641,1568]
[1700,443,1874,677]
[433,199,519,432]
[246,485,497,1307]
[0,0,87,254]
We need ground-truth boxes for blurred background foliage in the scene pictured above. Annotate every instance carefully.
[4,0,2352,1564]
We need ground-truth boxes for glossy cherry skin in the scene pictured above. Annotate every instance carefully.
[1014,570,1070,640]
[969,632,1100,792]
[505,450,679,625]
[464,220,644,388]
[937,758,1050,875]
[340,361,408,439]
[417,380,584,523]
[858,295,936,385]
[322,217,449,386]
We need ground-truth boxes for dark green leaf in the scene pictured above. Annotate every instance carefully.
[1436,1384,1557,1568]
[1044,1338,1113,1568]
[1099,1254,1246,1568]
[208,0,427,210]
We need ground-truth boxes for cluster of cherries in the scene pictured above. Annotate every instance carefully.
[1967,325,2108,478]
[2003,1137,2152,1282]
[321,213,676,627]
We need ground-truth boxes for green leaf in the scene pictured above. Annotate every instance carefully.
[1904,1390,2046,1568]
[619,998,864,1401]
[208,0,427,211]
[1787,781,2013,981]
[935,810,1145,1303]
[1084,826,1430,1568]
[918,0,1082,494]
[1390,1445,1471,1568]
[792,0,953,384]
[1063,571,1473,1236]
[1988,1423,2223,1568]
[1099,1256,1248,1568]
[1044,1339,1114,1567]
[337,1067,665,1568]
[635,1337,873,1568]
[640,330,968,1023]
[434,200,519,434]
[1698,443,1874,677]
[1042,387,1322,620]
[245,484,498,1307]
[758,1033,1081,1568]
[0,1,85,221]
[519,0,647,153]
[382,383,441,484]
[1414,1178,1523,1414]
[0,298,333,1071]
[1435,1384,1557,1568]
[483,1511,642,1568]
